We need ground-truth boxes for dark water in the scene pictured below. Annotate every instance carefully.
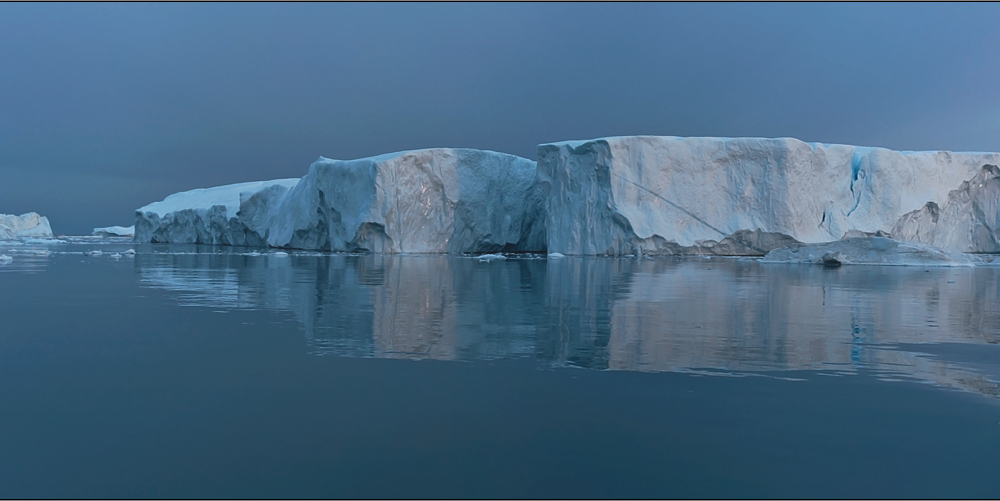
[2,239,1000,498]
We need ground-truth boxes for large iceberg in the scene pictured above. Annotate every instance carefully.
[536,136,1000,255]
[259,148,544,253]
[0,212,53,240]
[133,137,1000,257]
[134,179,300,245]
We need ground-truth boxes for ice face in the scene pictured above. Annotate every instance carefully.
[262,148,545,253]
[131,136,1000,257]
[0,213,53,240]
[537,136,1000,255]
[134,179,300,245]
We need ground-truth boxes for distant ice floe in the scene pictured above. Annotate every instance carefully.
[477,253,507,262]
[92,225,135,237]
[0,254,12,263]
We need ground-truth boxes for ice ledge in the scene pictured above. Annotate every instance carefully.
[762,237,978,267]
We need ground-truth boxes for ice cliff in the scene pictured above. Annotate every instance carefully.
[263,149,544,253]
[134,149,544,253]
[134,179,300,245]
[0,212,53,239]
[133,136,1000,256]
[537,136,1000,255]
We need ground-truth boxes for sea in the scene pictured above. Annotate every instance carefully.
[1,237,999,498]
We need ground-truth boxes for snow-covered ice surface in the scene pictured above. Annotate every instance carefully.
[0,213,53,240]
[265,149,545,253]
[762,236,979,267]
[537,136,1000,255]
[134,179,300,245]
[93,225,135,237]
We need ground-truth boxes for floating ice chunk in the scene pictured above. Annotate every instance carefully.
[762,237,977,267]
[92,225,135,237]
[88,250,103,256]
[19,237,67,245]
[0,254,12,263]
[0,213,53,240]
[272,251,289,257]
[547,252,566,259]
[123,249,136,257]
[111,253,122,259]
[478,253,507,262]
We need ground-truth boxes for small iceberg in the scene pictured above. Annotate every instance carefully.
[92,225,135,238]
[547,252,566,259]
[762,237,977,267]
[478,253,507,262]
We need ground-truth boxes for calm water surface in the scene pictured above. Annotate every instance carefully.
[2,238,1000,498]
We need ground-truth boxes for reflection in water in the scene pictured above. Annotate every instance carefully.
[135,250,1000,398]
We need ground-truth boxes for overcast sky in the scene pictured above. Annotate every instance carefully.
[2,3,999,234]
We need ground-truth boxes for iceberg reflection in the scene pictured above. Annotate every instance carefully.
[135,249,1000,398]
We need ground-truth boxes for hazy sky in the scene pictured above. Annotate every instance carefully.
[2,3,999,234]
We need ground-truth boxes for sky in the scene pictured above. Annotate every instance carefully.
[2,3,1000,235]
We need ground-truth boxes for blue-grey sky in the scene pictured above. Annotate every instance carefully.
[2,2,999,235]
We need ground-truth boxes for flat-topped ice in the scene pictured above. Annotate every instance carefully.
[93,225,135,237]
[138,179,300,219]
[132,136,1000,257]
[0,212,53,240]
[134,179,300,245]
[537,136,1000,255]
[762,237,978,267]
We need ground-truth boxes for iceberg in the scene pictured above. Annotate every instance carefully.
[536,136,1000,255]
[134,179,300,245]
[132,136,1000,257]
[762,236,977,267]
[93,225,135,237]
[891,164,1000,253]
[0,212,53,240]
[134,149,543,253]
[263,149,544,253]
